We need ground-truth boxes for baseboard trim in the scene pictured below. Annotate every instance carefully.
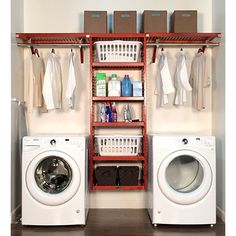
[11,204,21,223]
[216,205,225,222]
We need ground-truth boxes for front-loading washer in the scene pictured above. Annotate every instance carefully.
[22,135,89,226]
[147,134,216,226]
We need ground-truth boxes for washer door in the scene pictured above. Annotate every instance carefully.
[158,150,212,205]
[26,150,81,206]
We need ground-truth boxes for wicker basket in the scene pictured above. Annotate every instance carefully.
[95,40,142,62]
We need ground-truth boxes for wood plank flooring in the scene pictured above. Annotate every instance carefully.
[11,209,225,236]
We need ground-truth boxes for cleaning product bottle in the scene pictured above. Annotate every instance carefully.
[122,74,132,96]
[105,102,112,122]
[111,102,117,122]
[108,74,121,96]
[123,104,132,122]
[99,103,106,123]
[96,72,106,97]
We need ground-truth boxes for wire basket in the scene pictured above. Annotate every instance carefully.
[94,40,142,62]
[95,135,142,156]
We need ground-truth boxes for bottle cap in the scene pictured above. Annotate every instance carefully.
[96,72,106,80]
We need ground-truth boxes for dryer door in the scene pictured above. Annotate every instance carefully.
[157,150,212,205]
[26,150,81,206]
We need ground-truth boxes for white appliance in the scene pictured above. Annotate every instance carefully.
[22,135,89,226]
[147,135,216,226]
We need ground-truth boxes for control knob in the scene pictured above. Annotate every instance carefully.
[182,138,188,145]
[50,139,56,146]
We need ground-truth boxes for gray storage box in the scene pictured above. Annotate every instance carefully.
[84,11,107,33]
[171,10,197,32]
[143,10,167,33]
[114,11,137,33]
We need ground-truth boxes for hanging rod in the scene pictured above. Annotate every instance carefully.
[146,43,220,47]
[17,43,90,48]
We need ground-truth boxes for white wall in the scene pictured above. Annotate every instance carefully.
[21,0,217,209]
[212,0,225,221]
[24,0,212,32]
[11,0,25,222]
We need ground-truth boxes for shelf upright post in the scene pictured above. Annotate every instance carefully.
[89,35,94,190]
[142,36,147,190]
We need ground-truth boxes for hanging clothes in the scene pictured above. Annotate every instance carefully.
[24,53,47,113]
[66,50,76,109]
[43,51,62,110]
[155,50,175,107]
[189,51,210,111]
[174,50,192,105]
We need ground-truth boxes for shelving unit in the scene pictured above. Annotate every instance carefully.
[15,32,222,191]
[89,34,147,190]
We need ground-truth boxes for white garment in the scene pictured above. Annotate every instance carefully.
[174,51,192,105]
[24,54,47,113]
[156,51,175,107]
[43,52,62,110]
[66,51,76,108]
[189,52,210,111]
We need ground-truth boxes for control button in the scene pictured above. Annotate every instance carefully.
[182,138,188,145]
[50,139,56,146]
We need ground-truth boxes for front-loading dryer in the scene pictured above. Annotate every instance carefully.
[147,134,216,226]
[22,135,89,226]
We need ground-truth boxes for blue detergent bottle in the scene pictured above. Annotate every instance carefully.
[122,74,132,96]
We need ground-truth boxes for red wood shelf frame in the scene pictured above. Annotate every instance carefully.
[93,97,144,102]
[93,122,144,127]
[92,62,144,68]
[15,32,221,191]
[91,185,145,191]
[146,32,222,44]
[89,34,147,191]
[93,156,145,161]
[16,32,221,45]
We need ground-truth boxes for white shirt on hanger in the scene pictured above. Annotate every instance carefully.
[43,51,62,110]
[174,50,192,105]
[66,50,76,109]
[156,50,175,107]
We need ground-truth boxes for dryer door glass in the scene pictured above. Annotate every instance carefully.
[35,156,72,194]
[165,155,204,193]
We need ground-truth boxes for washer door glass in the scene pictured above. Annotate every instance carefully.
[35,156,72,194]
[166,155,204,193]
[158,150,212,205]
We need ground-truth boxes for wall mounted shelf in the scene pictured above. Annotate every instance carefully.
[92,97,144,102]
[92,122,145,127]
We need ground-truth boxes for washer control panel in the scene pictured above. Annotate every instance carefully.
[178,136,215,148]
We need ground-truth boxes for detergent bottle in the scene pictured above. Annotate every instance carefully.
[121,74,132,96]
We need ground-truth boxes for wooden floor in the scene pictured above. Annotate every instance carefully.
[11,209,225,236]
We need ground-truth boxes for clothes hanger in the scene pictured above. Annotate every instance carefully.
[35,48,40,57]
[51,48,55,54]
[198,46,206,53]
[30,46,35,55]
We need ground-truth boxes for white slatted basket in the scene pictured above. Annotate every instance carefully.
[95,135,142,156]
[94,41,142,62]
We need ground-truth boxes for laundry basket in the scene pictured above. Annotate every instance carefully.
[94,41,142,62]
[95,135,142,156]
